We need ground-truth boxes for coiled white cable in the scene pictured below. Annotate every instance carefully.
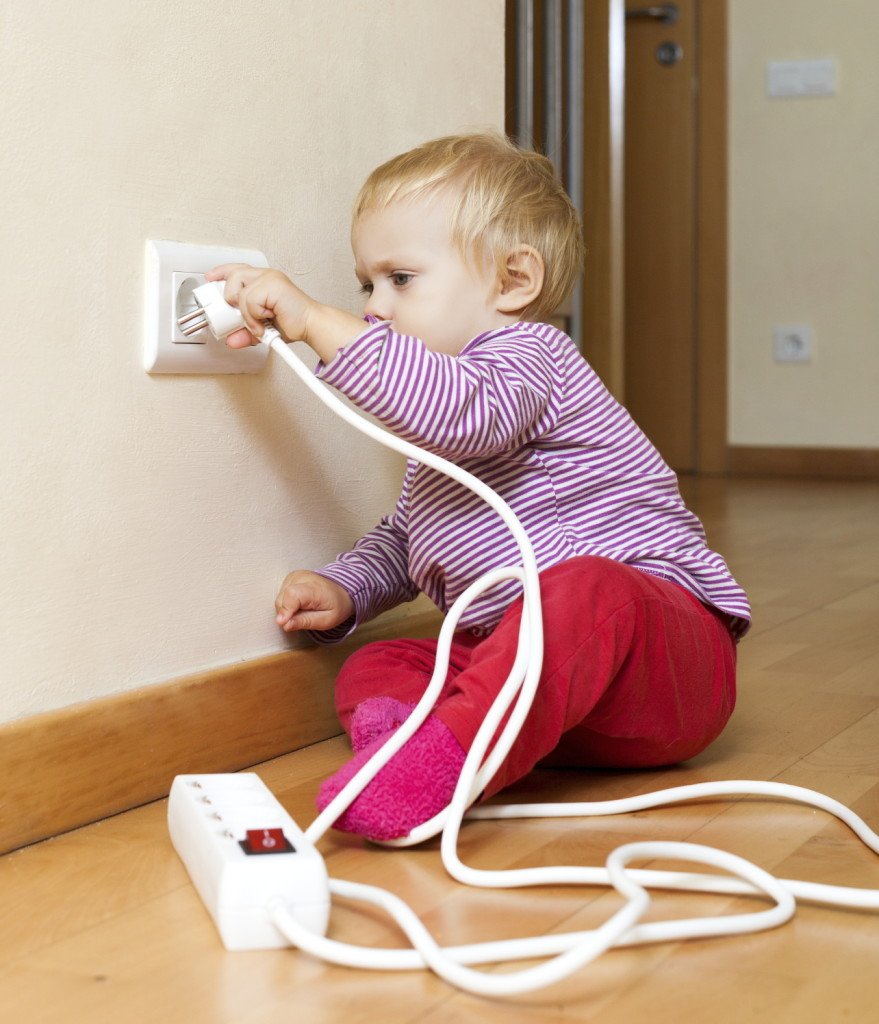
[188,287,877,997]
[269,840,797,997]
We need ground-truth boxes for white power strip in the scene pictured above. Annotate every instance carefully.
[168,773,329,950]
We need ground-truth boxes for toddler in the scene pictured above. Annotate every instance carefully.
[209,132,750,841]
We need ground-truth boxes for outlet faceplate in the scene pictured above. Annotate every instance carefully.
[773,324,813,364]
[144,240,270,374]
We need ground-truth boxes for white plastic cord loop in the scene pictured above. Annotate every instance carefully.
[269,841,795,996]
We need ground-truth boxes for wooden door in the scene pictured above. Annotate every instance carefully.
[624,0,696,470]
[623,0,728,473]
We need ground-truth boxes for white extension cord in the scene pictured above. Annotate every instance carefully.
[168,280,879,997]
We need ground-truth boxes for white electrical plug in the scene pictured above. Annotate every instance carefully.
[176,280,281,350]
[167,773,329,950]
[177,280,250,342]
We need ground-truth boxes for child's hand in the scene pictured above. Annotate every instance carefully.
[205,264,365,364]
[205,264,315,349]
[275,570,355,633]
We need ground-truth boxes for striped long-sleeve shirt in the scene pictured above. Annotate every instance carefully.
[310,320,751,642]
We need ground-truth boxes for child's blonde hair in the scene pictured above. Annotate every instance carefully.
[352,132,585,320]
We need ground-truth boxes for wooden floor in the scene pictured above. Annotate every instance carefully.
[2,477,877,1023]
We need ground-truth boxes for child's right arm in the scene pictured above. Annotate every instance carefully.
[281,504,418,643]
[274,570,355,634]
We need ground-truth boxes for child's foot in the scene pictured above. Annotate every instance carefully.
[349,696,415,752]
[317,715,466,841]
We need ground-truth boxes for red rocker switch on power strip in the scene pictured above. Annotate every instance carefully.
[242,828,295,855]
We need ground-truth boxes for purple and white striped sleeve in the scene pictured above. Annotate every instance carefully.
[315,323,562,459]
[306,500,418,645]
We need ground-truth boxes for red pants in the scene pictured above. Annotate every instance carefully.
[334,556,737,798]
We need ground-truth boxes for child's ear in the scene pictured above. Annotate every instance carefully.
[496,245,545,315]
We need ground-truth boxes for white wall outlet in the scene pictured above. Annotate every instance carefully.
[144,240,270,374]
[773,324,813,363]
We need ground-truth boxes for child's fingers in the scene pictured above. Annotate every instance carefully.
[280,609,339,633]
[206,264,267,314]
[276,602,300,625]
[205,263,257,284]
[275,573,347,633]
[224,326,258,349]
[275,579,319,622]
[279,611,307,632]
[275,589,302,624]
[228,269,289,340]
[237,287,274,338]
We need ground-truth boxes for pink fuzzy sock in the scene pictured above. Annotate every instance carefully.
[348,696,415,752]
[316,714,466,841]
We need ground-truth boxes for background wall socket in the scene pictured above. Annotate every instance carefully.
[773,324,813,364]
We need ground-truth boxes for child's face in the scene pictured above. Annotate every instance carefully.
[352,190,510,356]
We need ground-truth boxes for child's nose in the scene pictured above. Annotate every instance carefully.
[364,289,390,321]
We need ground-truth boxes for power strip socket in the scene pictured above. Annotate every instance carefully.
[168,773,330,950]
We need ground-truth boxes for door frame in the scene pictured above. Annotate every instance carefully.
[693,0,728,474]
[581,0,626,404]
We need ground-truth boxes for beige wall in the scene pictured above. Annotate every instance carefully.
[729,0,879,447]
[0,1,505,723]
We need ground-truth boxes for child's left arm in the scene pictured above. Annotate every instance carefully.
[317,323,564,460]
[205,264,362,365]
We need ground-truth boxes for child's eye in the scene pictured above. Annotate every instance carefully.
[390,272,413,288]
[359,282,374,295]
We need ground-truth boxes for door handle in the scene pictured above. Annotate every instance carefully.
[625,4,679,25]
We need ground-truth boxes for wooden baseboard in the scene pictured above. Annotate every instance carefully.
[0,612,441,855]
[729,445,879,481]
